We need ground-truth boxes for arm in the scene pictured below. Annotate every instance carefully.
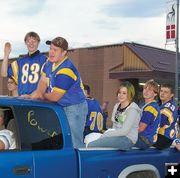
[102,107,140,137]
[175,144,180,151]
[1,42,11,77]
[0,140,5,150]
[44,90,64,102]
[31,75,65,101]
[30,75,48,99]
[158,108,174,135]
[138,105,155,133]
[138,122,148,132]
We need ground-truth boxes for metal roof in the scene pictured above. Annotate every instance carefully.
[125,42,179,73]
[109,42,180,80]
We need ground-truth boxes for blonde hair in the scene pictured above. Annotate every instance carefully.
[144,79,159,95]
[116,81,135,102]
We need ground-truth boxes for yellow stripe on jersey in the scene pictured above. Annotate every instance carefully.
[56,68,77,81]
[159,126,169,135]
[46,77,50,87]
[170,129,175,138]
[80,78,84,90]
[144,106,158,119]
[53,87,66,94]
[11,61,18,84]
[12,76,18,85]
[52,57,67,72]
[41,71,46,77]
[153,134,158,142]
[161,108,174,124]
[159,108,174,136]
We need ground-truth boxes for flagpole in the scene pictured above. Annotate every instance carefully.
[175,0,179,104]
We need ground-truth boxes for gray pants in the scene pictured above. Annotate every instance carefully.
[88,136,134,150]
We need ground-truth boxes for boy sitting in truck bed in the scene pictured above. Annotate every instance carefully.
[135,80,161,149]
[154,83,180,151]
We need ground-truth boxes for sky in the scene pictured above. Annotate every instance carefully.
[0,0,176,58]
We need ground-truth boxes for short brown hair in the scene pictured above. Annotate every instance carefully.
[24,32,40,42]
[83,83,90,95]
[160,83,174,94]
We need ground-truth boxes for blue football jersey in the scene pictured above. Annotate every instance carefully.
[140,100,161,144]
[8,51,47,95]
[84,98,104,136]
[42,57,85,107]
[159,100,178,140]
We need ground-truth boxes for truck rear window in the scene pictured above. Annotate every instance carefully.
[12,106,63,151]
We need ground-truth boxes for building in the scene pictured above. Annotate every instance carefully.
[0,42,180,125]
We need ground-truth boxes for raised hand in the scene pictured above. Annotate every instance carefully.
[1,42,12,77]
[4,42,12,57]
